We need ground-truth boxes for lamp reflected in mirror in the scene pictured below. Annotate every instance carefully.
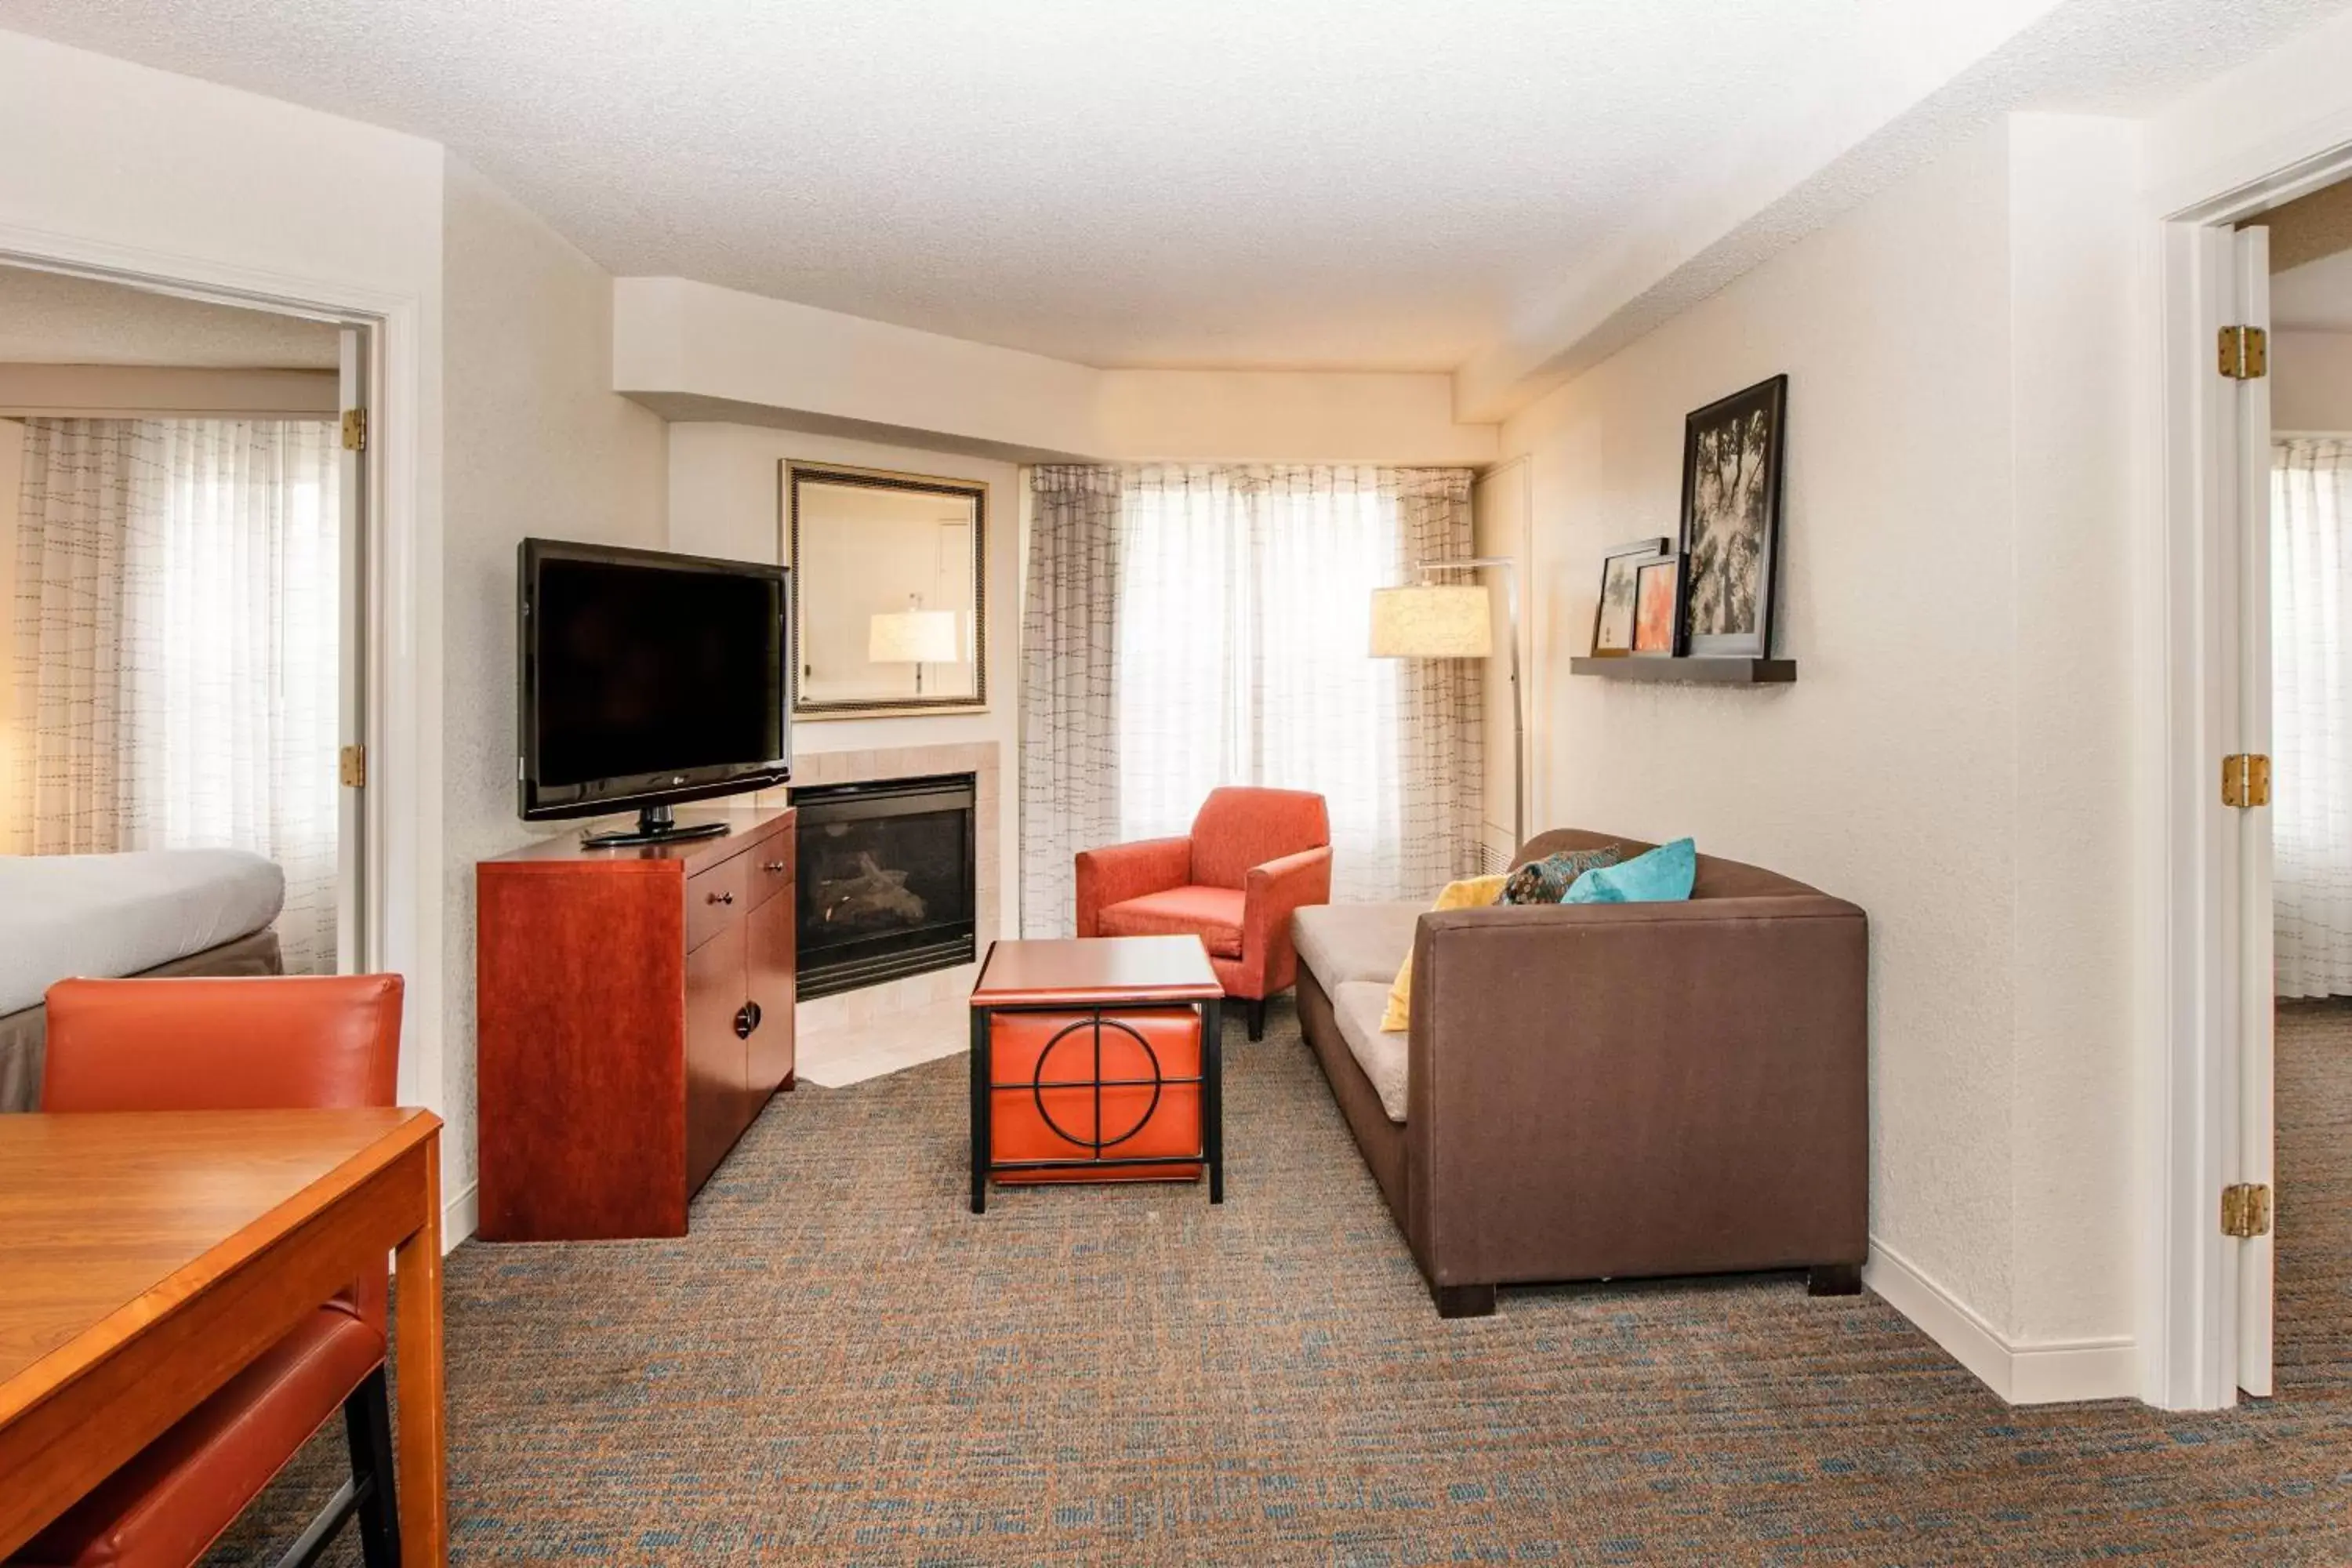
[869,597,960,695]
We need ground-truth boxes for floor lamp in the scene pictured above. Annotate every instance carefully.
[1369,558,1524,851]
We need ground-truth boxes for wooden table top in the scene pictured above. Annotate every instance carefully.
[0,1107,441,1425]
[971,936,1225,1007]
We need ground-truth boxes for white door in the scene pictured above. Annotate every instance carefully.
[336,325,370,975]
[2230,225,2276,1400]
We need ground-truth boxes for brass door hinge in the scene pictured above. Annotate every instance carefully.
[2219,325,2269,380]
[2222,1182,2272,1239]
[340,408,367,452]
[2222,753,2271,808]
[339,744,367,789]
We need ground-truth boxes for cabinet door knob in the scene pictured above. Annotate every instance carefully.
[708,890,735,906]
[734,1002,758,1040]
[762,860,787,873]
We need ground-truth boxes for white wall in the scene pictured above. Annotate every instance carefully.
[667,422,1022,938]
[2273,330,2352,430]
[1500,115,2144,1396]
[438,155,670,1203]
[0,27,456,1195]
[617,276,1497,466]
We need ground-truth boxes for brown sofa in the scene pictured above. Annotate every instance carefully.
[1289,829,1867,1317]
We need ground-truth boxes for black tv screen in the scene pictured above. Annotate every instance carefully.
[519,539,789,820]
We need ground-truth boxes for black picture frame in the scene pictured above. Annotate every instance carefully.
[1675,374,1788,659]
[1589,536,1669,657]
[1632,555,1683,657]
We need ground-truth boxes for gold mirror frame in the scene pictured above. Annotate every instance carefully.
[783,461,988,720]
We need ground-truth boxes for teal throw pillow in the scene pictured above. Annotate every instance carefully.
[1563,838,1697,904]
[1501,845,1621,905]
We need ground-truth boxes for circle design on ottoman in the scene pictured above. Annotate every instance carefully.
[1031,1016,1164,1151]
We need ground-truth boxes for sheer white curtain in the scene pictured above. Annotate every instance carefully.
[9,419,342,972]
[2272,437,2352,998]
[1022,464,1481,931]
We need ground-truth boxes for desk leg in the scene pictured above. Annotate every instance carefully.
[969,1006,989,1214]
[394,1131,448,1566]
[1203,997,1224,1204]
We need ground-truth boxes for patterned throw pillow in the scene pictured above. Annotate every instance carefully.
[1501,845,1623,905]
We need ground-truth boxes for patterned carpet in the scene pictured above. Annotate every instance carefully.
[205,1000,2352,1566]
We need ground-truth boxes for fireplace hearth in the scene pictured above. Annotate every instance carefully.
[789,772,977,999]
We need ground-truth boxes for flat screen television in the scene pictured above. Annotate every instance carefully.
[517,538,791,846]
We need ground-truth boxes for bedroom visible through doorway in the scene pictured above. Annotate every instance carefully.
[0,263,358,976]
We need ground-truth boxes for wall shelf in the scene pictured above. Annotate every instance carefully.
[1570,656,1797,685]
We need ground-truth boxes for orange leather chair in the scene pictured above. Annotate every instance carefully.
[15,975,406,1568]
[1076,786,1333,1040]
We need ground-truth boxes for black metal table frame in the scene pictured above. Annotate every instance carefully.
[968,996,1223,1214]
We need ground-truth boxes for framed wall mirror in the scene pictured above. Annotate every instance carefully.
[784,463,987,719]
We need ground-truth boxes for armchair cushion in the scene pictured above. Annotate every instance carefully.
[1074,837,1193,938]
[1096,885,1247,956]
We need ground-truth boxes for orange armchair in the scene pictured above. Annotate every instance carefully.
[1076,786,1332,1040]
[18,975,405,1568]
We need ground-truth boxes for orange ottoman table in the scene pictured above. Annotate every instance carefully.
[967,935,1225,1213]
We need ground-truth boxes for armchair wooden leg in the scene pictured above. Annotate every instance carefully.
[1808,1263,1863,1297]
[1246,998,1267,1041]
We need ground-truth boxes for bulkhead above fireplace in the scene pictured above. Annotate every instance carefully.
[789,772,977,1000]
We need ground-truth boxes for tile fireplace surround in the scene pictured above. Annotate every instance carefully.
[757,741,1001,1037]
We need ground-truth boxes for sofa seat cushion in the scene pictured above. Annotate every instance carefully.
[1330,980,1409,1123]
[1095,885,1246,957]
[1290,902,1420,989]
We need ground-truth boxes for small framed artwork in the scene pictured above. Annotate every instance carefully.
[1632,556,1682,655]
[1589,536,1670,656]
[1676,373,1788,657]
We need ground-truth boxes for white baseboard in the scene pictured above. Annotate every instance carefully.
[441,1178,477,1254]
[1865,1237,2137,1404]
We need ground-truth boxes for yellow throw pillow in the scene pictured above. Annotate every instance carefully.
[1381,874,1506,1032]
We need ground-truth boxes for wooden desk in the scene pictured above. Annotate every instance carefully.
[0,1108,448,1564]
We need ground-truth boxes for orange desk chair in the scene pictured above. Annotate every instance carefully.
[13,975,405,1568]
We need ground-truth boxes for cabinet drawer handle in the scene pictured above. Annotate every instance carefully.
[707,891,735,906]
[762,860,787,873]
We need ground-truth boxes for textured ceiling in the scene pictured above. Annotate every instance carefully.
[0,264,339,368]
[0,0,2074,371]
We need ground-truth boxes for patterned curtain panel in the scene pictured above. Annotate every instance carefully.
[1022,466,1124,938]
[1020,464,1482,934]
[2274,437,2352,998]
[9,419,343,973]
[9,420,135,855]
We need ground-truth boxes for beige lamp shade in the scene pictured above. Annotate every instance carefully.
[1369,585,1492,659]
[868,608,959,664]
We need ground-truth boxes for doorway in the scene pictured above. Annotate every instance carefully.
[0,261,372,973]
[2255,187,2352,1408]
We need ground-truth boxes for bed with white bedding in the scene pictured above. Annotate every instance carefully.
[0,850,287,1111]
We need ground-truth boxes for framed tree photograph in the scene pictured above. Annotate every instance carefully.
[1632,556,1682,655]
[1676,374,1788,657]
[1589,536,1669,656]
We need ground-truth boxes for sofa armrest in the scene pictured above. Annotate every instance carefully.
[1403,895,1868,1288]
[1238,845,1333,994]
[1074,837,1193,935]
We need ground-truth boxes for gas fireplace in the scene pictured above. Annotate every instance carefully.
[789,772,977,999]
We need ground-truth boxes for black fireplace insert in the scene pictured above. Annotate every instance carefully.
[789,772,977,1000]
